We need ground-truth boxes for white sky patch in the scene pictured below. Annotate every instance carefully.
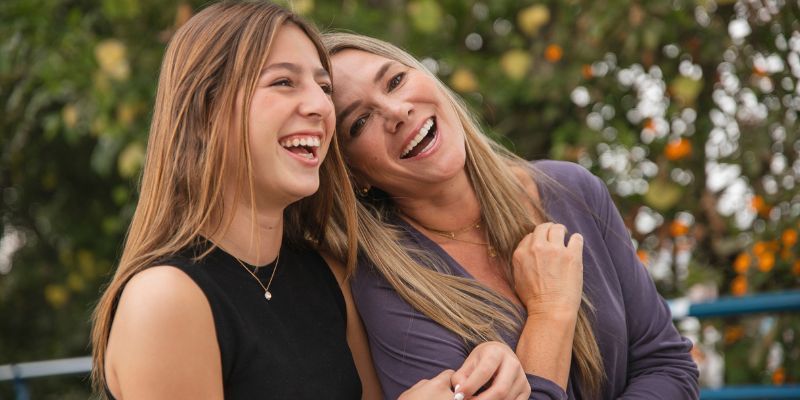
[0,226,25,275]
[706,162,742,193]
[717,178,757,229]
[635,206,664,234]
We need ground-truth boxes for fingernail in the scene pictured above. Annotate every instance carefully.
[452,385,463,400]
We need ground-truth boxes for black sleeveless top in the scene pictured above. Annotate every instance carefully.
[107,240,361,399]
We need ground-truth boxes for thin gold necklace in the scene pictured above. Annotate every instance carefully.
[403,214,497,258]
[234,253,280,301]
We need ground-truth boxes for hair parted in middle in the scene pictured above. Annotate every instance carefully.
[91,3,357,396]
[322,31,605,397]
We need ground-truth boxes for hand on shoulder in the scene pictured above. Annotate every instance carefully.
[105,266,223,399]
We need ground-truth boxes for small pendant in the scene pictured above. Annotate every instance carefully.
[264,291,273,300]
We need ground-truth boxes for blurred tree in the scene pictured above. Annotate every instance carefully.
[1,0,797,397]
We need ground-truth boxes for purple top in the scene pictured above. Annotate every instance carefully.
[351,160,699,399]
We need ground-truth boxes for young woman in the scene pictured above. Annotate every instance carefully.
[324,32,700,399]
[91,2,530,399]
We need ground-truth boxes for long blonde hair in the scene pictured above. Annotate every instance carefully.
[90,2,357,395]
[323,32,604,397]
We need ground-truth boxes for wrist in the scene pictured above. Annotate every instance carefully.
[524,307,578,325]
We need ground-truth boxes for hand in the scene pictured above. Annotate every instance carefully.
[398,369,455,400]
[512,222,584,318]
[451,341,531,400]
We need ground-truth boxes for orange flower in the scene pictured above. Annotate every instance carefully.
[669,220,690,237]
[772,367,786,385]
[758,252,775,272]
[733,252,751,274]
[664,138,692,161]
[637,249,649,265]
[793,260,800,276]
[724,325,744,344]
[731,275,747,296]
[782,229,798,247]
[751,195,771,217]
[545,44,563,62]
[753,241,769,256]
[581,64,593,79]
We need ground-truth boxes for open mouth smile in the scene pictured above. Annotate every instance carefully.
[280,135,321,161]
[400,117,437,159]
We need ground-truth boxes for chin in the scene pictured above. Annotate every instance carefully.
[288,180,321,201]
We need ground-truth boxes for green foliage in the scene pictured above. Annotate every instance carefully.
[1,0,798,396]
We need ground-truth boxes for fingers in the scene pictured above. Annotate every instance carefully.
[453,354,499,398]
[450,356,475,388]
[547,224,567,245]
[531,222,552,243]
[567,232,584,256]
[470,356,516,400]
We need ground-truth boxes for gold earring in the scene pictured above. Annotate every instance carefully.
[358,185,371,196]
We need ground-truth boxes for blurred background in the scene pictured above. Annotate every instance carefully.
[1,0,798,398]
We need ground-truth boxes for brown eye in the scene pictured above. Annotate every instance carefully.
[387,72,405,91]
[349,115,368,137]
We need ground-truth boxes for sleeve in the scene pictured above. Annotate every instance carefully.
[352,261,568,400]
[351,264,470,399]
[589,172,700,399]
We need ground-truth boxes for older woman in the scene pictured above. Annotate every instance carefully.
[324,32,699,399]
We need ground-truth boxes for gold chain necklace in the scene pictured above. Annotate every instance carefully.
[403,214,497,258]
[234,253,280,301]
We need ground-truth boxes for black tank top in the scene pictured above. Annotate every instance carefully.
[106,240,361,399]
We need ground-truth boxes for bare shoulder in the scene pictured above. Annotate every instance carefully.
[106,265,223,399]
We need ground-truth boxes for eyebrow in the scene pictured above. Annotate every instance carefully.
[373,61,394,84]
[261,62,330,80]
[337,100,362,125]
[337,61,396,123]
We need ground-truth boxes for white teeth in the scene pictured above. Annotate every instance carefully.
[298,152,314,159]
[280,136,321,149]
[401,118,434,157]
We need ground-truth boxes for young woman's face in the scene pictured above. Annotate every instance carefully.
[237,24,335,208]
[330,50,466,198]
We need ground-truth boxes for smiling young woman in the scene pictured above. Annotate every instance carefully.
[89,3,362,398]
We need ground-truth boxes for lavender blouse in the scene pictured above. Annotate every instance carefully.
[351,160,699,399]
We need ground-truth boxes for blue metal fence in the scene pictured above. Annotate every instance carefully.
[669,290,800,399]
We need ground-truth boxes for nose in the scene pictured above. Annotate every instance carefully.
[298,84,334,121]
[379,98,413,134]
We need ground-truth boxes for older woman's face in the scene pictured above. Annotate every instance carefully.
[330,49,466,198]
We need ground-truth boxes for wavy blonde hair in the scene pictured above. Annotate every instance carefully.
[90,2,357,396]
[323,32,604,397]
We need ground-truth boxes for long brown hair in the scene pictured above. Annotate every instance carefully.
[323,32,605,397]
[90,2,357,395]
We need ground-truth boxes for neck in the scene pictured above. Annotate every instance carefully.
[393,169,481,232]
[207,194,285,266]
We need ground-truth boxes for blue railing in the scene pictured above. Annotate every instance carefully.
[3,290,800,399]
[668,290,800,399]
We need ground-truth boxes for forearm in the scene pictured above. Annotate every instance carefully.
[515,312,577,390]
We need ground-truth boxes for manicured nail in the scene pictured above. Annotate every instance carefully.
[453,385,464,400]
